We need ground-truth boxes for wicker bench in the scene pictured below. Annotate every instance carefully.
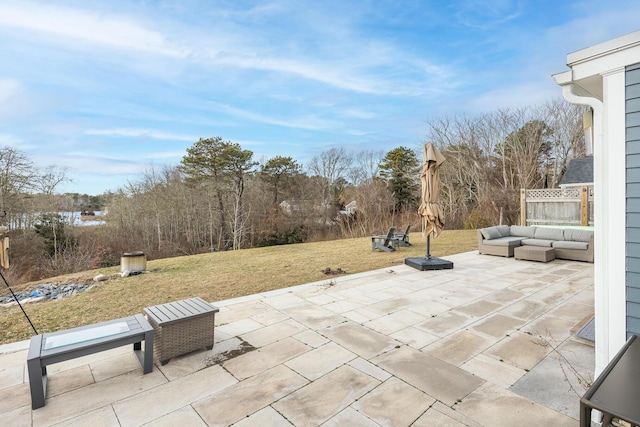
[143,297,219,365]
[27,314,153,409]
[514,245,555,263]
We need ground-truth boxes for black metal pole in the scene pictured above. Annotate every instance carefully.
[426,233,431,259]
[0,269,38,334]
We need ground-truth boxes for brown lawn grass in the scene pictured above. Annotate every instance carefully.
[0,229,476,344]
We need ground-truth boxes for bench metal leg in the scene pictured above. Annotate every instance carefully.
[27,335,47,409]
[132,329,154,374]
[143,329,154,373]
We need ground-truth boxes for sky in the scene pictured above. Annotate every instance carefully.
[1,0,640,195]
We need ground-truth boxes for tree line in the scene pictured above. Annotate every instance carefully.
[2,99,586,285]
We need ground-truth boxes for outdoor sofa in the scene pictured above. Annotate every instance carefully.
[477,225,594,263]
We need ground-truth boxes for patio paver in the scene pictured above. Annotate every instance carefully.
[371,345,485,406]
[0,251,595,426]
[272,365,379,426]
[352,377,435,426]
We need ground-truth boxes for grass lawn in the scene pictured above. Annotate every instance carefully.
[0,229,477,344]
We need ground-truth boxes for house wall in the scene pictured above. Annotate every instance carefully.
[626,63,640,337]
[555,28,640,388]
[597,68,627,376]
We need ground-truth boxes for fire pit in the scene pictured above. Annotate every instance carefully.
[120,251,147,274]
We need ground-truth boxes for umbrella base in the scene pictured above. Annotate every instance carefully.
[404,256,453,271]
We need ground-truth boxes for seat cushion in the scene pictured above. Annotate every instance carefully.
[553,240,589,250]
[510,225,536,238]
[521,238,555,247]
[480,227,502,240]
[483,236,525,247]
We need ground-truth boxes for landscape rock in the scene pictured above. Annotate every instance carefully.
[93,274,107,282]
[0,282,97,307]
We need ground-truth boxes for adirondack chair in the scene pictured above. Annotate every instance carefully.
[371,227,399,252]
[394,224,412,247]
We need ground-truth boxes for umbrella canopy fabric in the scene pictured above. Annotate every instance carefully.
[417,143,446,238]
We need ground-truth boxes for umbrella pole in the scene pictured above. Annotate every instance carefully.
[426,233,431,259]
[0,269,37,334]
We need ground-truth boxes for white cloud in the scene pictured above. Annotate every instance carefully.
[85,128,197,142]
[0,133,23,147]
[210,102,337,131]
[145,151,187,160]
[0,79,22,102]
[467,82,560,113]
[0,2,453,97]
[0,2,187,57]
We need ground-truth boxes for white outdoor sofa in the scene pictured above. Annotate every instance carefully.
[477,225,594,263]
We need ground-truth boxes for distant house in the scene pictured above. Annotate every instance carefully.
[340,200,358,215]
[279,200,297,214]
[559,157,593,188]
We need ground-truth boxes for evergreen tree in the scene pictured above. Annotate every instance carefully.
[34,213,71,259]
[379,146,421,212]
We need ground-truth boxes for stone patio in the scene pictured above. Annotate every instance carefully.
[0,251,594,426]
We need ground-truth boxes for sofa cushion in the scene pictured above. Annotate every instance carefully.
[510,225,536,238]
[521,238,554,247]
[564,229,593,243]
[534,227,565,241]
[553,240,589,250]
[483,237,525,247]
[496,225,511,237]
[480,227,502,240]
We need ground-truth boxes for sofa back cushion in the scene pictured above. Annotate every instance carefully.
[564,229,593,243]
[510,225,535,238]
[534,227,565,241]
[496,225,510,237]
[480,227,502,240]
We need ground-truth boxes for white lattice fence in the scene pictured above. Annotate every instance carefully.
[520,186,594,226]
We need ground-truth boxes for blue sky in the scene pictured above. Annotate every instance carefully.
[1,0,639,195]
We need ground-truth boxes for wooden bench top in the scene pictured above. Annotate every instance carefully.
[144,297,219,326]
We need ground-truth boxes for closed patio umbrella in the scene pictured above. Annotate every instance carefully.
[418,142,446,241]
[405,143,453,270]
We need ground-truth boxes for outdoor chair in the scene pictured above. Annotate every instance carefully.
[371,227,400,252]
[394,224,412,247]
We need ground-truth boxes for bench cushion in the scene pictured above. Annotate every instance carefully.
[510,225,536,238]
[521,238,555,247]
[553,240,589,250]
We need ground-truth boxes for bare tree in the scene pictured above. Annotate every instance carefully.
[349,149,384,185]
[35,166,70,195]
[308,147,353,188]
[307,147,354,224]
[426,101,587,228]
[543,99,587,187]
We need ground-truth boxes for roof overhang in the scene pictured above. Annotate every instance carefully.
[553,30,640,100]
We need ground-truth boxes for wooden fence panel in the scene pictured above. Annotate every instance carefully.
[520,186,593,226]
